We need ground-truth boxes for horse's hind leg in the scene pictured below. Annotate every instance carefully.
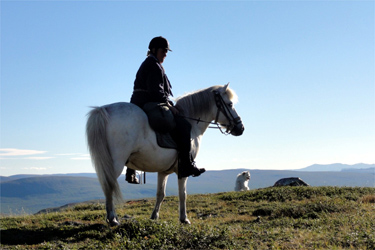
[151,172,169,220]
[105,192,119,226]
[178,177,190,224]
[105,159,125,226]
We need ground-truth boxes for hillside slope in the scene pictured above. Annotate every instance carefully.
[1,186,374,249]
[1,169,374,215]
[0,176,176,215]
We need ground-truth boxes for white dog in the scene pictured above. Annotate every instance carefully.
[234,171,251,191]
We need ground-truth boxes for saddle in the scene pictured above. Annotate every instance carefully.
[155,131,178,149]
[142,102,178,149]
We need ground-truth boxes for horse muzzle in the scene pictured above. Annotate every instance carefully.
[230,117,244,136]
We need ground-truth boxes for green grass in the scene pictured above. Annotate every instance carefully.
[1,186,374,249]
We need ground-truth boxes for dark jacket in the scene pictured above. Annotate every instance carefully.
[130,55,173,108]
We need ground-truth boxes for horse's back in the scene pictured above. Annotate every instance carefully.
[103,102,149,137]
[103,102,145,120]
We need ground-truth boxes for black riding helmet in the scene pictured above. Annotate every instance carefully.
[148,36,172,52]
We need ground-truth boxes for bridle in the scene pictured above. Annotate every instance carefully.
[179,90,242,135]
[213,90,242,134]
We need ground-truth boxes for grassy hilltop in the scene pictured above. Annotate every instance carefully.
[1,186,374,249]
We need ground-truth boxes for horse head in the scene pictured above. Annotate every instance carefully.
[213,83,244,136]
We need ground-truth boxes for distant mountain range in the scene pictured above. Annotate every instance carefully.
[0,173,98,183]
[1,164,374,215]
[297,163,375,172]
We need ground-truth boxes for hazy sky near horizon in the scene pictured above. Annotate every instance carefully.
[1,1,374,176]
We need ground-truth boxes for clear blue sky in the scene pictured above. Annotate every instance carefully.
[1,1,374,176]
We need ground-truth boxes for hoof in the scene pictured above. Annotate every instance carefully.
[150,212,159,220]
[107,218,120,227]
[180,219,191,224]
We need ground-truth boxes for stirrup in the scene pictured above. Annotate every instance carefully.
[126,174,140,184]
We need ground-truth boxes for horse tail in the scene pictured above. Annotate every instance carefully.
[86,107,122,202]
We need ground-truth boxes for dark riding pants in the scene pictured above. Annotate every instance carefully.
[170,115,192,161]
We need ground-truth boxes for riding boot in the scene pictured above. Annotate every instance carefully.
[125,168,140,184]
[178,153,206,179]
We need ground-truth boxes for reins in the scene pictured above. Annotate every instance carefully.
[177,114,229,134]
[177,90,241,135]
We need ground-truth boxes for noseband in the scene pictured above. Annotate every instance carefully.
[213,90,242,134]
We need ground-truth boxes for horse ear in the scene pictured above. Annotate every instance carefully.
[224,82,230,92]
[219,82,230,94]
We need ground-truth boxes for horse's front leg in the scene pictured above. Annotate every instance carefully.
[151,172,169,220]
[178,177,190,224]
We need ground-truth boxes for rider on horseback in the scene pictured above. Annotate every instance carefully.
[126,36,205,184]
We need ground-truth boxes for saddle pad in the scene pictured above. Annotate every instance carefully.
[155,132,178,149]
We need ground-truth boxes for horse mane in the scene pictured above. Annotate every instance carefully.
[175,85,238,118]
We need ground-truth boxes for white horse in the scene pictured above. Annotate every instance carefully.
[86,84,244,226]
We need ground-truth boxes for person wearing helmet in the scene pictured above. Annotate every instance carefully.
[126,36,205,184]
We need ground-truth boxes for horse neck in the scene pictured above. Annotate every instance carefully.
[177,88,218,137]
[189,105,216,137]
[188,109,216,160]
